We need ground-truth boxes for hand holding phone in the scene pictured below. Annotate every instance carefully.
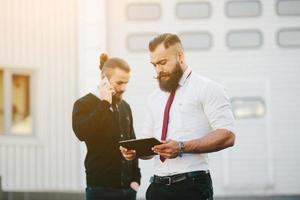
[99,76,115,104]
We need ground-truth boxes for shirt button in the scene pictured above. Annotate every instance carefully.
[120,134,123,138]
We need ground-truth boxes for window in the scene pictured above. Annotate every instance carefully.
[231,97,266,119]
[0,69,33,136]
[226,0,262,18]
[227,30,263,49]
[126,33,158,52]
[277,0,300,16]
[179,32,212,50]
[126,3,161,21]
[277,28,300,48]
[175,2,211,19]
[11,74,32,135]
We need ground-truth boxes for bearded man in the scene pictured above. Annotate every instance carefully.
[120,33,236,200]
[73,54,141,200]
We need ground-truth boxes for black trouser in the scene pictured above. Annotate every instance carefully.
[146,172,213,200]
[86,186,136,200]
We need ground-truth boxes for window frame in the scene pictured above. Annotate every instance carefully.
[126,32,158,52]
[226,29,263,49]
[277,28,300,48]
[175,1,212,20]
[0,67,36,139]
[231,96,266,119]
[126,3,161,21]
[178,31,213,51]
[276,0,300,16]
[225,0,262,18]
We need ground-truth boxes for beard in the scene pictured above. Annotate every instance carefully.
[157,62,183,92]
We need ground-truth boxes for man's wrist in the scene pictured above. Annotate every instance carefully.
[178,141,185,157]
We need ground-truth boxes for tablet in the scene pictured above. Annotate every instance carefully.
[119,137,162,157]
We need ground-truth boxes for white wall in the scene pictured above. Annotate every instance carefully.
[104,0,300,197]
[0,0,81,191]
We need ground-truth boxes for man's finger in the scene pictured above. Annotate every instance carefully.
[154,143,166,149]
[119,146,127,151]
[153,148,167,154]
[157,152,169,158]
[153,144,168,151]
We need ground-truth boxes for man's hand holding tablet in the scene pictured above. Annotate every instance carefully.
[119,137,162,160]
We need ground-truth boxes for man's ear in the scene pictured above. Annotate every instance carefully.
[177,51,184,64]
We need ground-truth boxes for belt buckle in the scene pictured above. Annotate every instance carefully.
[164,177,171,186]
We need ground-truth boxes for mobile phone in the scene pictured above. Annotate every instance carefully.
[102,76,110,85]
[102,75,116,95]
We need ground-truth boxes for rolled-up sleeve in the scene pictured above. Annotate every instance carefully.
[202,81,236,134]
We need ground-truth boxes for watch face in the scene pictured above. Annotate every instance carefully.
[178,142,185,156]
[179,141,184,149]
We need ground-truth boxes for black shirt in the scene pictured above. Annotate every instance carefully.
[72,93,141,188]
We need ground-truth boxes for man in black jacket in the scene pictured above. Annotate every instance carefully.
[72,54,141,200]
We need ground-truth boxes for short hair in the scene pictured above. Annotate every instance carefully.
[148,33,182,52]
[99,53,130,74]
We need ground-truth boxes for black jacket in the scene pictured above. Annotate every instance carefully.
[72,93,141,187]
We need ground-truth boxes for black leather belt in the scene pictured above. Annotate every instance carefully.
[150,170,210,186]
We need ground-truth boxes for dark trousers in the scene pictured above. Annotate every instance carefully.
[146,173,213,200]
[86,186,137,200]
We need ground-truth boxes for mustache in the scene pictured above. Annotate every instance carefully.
[153,73,170,79]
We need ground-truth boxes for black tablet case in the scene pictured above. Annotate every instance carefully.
[119,137,162,156]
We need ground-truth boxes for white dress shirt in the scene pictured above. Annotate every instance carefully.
[141,67,235,176]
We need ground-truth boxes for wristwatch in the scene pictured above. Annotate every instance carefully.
[178,141,185,157]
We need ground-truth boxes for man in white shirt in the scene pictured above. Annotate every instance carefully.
[120,33,235,200]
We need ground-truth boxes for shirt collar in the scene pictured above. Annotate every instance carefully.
[178,67,192,87]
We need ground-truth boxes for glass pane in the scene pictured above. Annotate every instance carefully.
[226,0,261,18]
[231,97,266,119]
[277,28,300,48]
[176,2,211,19]
[227,30,263,49]
[11,74,32,135]
[179,32,212,50]
[277,0,300,16]
[0,70,3,134]
[127,33,157,52]
[126,3,161,21]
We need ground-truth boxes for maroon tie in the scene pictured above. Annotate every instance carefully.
[160,89,176,162]
[159,71,192,162]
